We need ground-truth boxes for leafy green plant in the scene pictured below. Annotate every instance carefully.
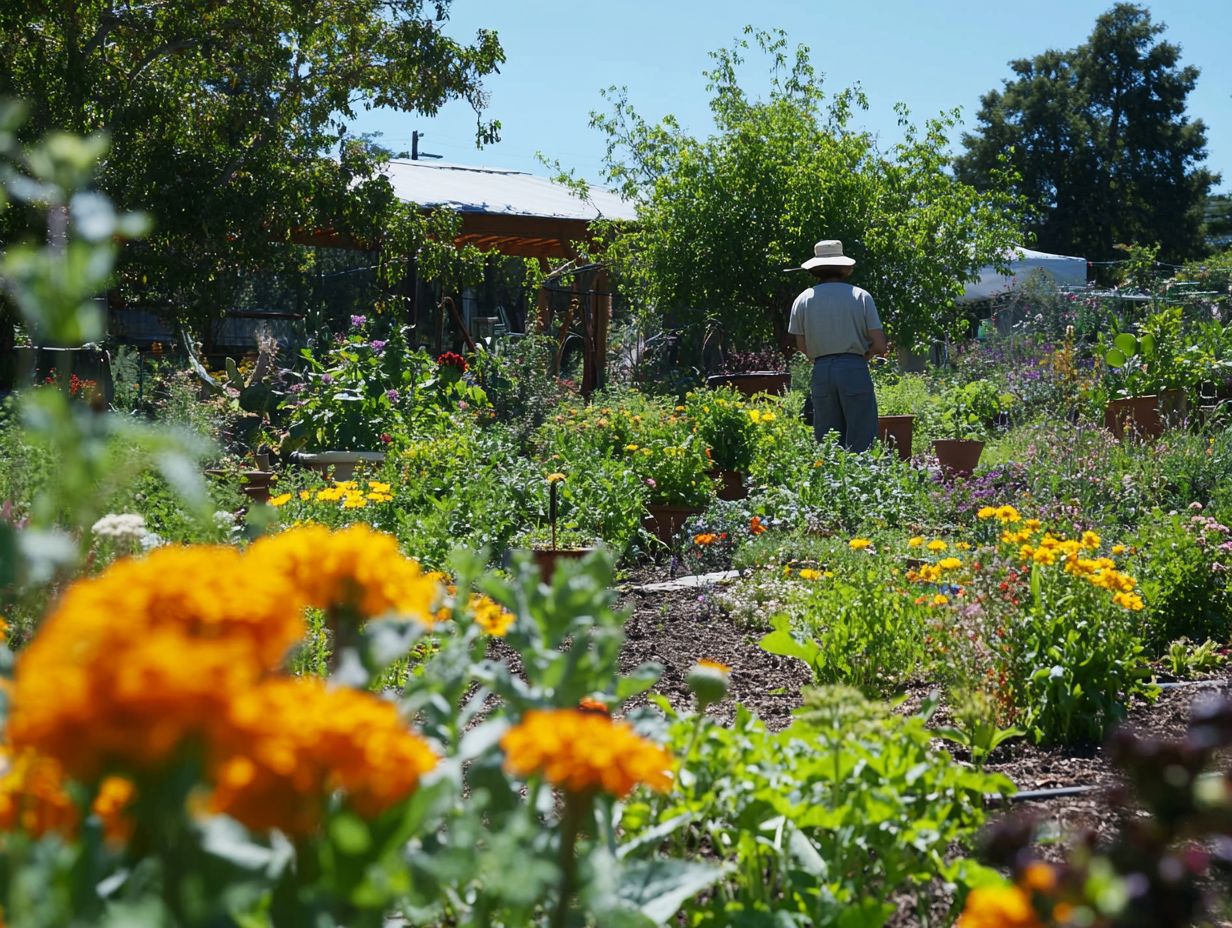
[1164,637,1226,679]
[683,386,756,472]
[939,379,1013,440]
[934,687,1026,766]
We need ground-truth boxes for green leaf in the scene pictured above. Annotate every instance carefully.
[328,811,372,855]
[1113,333,1139,356]
[1105,347,1128,368]
[760,614,822,675]
[614,858,729,924]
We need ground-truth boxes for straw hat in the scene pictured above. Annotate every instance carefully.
[801,240,856,270]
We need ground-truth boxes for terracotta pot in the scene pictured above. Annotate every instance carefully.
[932,439,984,477]
[876,415,914,460]
[705,372,791,397]
[643,504,704,546]
[530,547,595,582]
[290,450,386,481]
[1104,395,1163,441]
[707,468,748,501]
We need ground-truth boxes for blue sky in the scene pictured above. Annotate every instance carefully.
[352,1,1231,193]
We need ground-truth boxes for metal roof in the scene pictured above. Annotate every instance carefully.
[380,160,638,223]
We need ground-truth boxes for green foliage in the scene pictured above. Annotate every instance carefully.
[956,3,1217,264]
[1164,637,1226,680]
[934,688,1026,766]
[624,688,1011,926]
[683,386,755,472]
[0,2,505,328]
[939,379,1013,440]
[585,27,1023,353]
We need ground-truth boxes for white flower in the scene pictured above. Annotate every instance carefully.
[213,510,237,528]
[91,513,148,542]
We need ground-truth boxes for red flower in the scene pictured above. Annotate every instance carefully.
[379,433,393,444]
[436,351,468,373]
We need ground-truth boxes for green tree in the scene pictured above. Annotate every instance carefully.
[581,28,1023,355]
[956,3,1219,265]
[0,1,504,330]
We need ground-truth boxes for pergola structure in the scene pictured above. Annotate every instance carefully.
[381,160,637,393]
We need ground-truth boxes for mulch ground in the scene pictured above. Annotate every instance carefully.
[614,568,1232,926]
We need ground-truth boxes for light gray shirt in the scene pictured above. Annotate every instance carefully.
[788,283,882,359]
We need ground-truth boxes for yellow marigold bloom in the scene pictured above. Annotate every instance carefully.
[501,709,673,798]
[977,506,998,520]
[927,539,948,552]
[907,536,924,547]
[849,538,872,551]
[248,524,442,624]
[1112,544,1127,555]
[315,486,344,502]
[797,568,823,580]
[208,678,437,835]
[624,443,639,452]
[1080,530,1101,549]
[342,495,368,509]
[470,595,515,637]
[546,472,566,483]
[995,505,1021,524]
[0,748,134,843]
[957,884,1042,928]
[931,594,949,606]
[1024,518,1042,531]
[368,481,392,494]
[747,409,762,423]
[761,411,776,422]
[937,557,963,571]
[298,490,312,501]
[366,492,394,503]
[675,405,686,412]
[956,541,972,551]
[1032,548,1058,566]
[696,659,731,675]
[268,493,292,507]
[916,564,942,583]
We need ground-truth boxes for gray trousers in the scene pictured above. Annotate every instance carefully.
[811,354,877,452]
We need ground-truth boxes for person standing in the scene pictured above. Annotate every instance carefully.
[788,240,888,452]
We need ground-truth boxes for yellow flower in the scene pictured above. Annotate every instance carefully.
[694,533,719,546]
[797,568,823,580]
[977,506,998,520]
[908,536,924,547]
[268,493,292,507]
[342,496,368,509]
[546,472,566,483]
[624,443,640,452]
[366,492,394,502]
[298,490,312,501]
[501,709,673,798]
[761,411,776,422]
[747,409,761,423]
[1113,590,1144,611]
[695,659,731,675]
[1081,530,1102,550]
[849,538,872,551]
[937,557,963,571]
[470,595,515,637]
[956,541,972,551]
[931,594,949,606]
[368,481,392,494]
[927,539,948,553]
[1024,518,1042,531]
[995,505,1021,524]
[1111,544,1127,555]
[956,884,1042,928]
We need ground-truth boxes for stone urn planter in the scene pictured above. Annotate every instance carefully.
[876,415,914,460]
[290,450,386,481]
[1104,396,1164,441]
[932,439,984,478]
[705,372,791,398]
[530,547,596,582]
[241,470,276,504]
[707,468,748,501]
[643,504,704,546]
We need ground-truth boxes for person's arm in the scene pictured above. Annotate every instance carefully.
[865,328,888,360]
[793,333,809,357]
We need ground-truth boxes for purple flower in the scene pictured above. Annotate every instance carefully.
[350,314,367,328]
[320,373,333,385]
[370,339,387,353]
[385,389,400,403]
[288,382,306,394]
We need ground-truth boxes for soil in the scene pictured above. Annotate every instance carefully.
[613,568,1232,926]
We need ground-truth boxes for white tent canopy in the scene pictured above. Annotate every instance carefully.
[962,246,1088,301]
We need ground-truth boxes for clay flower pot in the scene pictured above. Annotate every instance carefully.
[643,504,704,546]
[932,439,984,478]
[1104,395,1164,441]
[705,372,791,397]
[707,468,748,501]
[290,450,386,481]
[877,415,914,460]
[530,547,596,582]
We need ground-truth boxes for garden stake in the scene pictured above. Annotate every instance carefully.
[550,478,558,552]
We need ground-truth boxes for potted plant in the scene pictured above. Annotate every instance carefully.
[523,473,598,581]
[932,380,1007,477]
[705,347,791,397]
[630,436,714,545]
[1102,331,1165,440]
[684,387,754,500]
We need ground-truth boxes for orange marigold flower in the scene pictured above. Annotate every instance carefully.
[208,678,437,835]
[578,697,610,715]
[957,884,1042,928]
[470,594,515,637]
[695,658,731,675]
[248,524,442,624]
[0,748,133,844]
[501,709,673,798]
[749,517,767,535]
[694,533,718,546]
[1019,861,1058,894]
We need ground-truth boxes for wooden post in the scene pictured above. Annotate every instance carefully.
[593,268,611,393]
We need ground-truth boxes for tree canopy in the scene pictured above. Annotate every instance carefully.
[583,29,1024,355]
[955,3,1219,266]
[0,0,504,328]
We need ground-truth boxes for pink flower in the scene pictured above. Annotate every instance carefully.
[645,478,656,489]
